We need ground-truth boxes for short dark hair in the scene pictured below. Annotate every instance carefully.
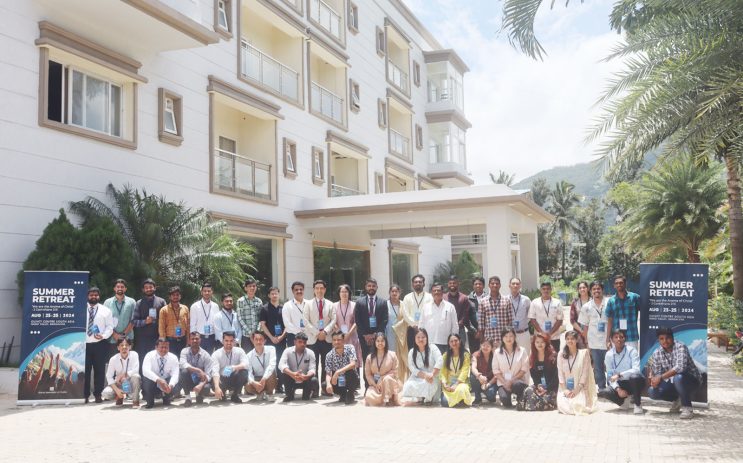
[114,278,127,287]
[540,281,552,288]
[168,286,181,295]
[190,331,201,338]
[656,327,674,338]
[267,286,280,294]
[365,277,378,286]
[291,281,305,290]
[116,337,132,346]
[472,276,485,285]
[156,337,169,345]
[614,275,627,284]
[201,282,212,290]
[589,280,603,291]
[611,329,627,339]
[221,292,233,301]
[222,331,236,340]
[244,278,257,287]
[88,287,100,295]
[295,332,308,341]
[430,282,444,292]
[488,276,501,284]
[448,275,458,282]
[251,330,266,339]
[142,278,156,288]
[313,279,327,288]
[509,277,521,284]
[331,331,345,339]
[412,274,425,282]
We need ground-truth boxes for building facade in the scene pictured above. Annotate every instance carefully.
[0,0,548,360]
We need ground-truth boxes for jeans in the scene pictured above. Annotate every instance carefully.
[648,373,699,407]
[599,374,644,406]
[497,381,528,407]
[284,376,318,400]
[590,349,607,389]
[142,376,175,406]
[218,369,249,396]
[178,370,211,397]
[469,373,497,403]
[331,370,360,399]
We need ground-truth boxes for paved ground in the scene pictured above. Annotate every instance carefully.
[1,344,742,463]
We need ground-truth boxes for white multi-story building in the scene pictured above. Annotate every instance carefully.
[0,0,549,359]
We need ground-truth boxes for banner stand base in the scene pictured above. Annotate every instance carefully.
[641,398,710,409]
[17,399,86,406]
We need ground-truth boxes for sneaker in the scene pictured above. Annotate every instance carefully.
[94,396,103,404]
[183,398,192,408]
[633,404,644,415]
[680,407,694,419]
[670,399,681,413]
[620,398,631,410]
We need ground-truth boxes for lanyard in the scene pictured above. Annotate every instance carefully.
[612,348,627,370]
[375,352,386,372]
[504,349,515,370]
[293,301,303,319]
[226,351,233,365]
[201,301,212,321]
[413,292,425,309]
[617,294,627,315]
[114,298,125,317]
[390,302,399,319]
[221,309,234,326]
[188,350,201,367]
[294,350,305,370]
[170,305,181,327]
[593,300,604,319]
[452,356,461,374]
[567,353,578,374]
[543,299,552,318]
[340,302,350,321]
[512,295,521,318]
[120,356,130,374]
[256,351,266,370]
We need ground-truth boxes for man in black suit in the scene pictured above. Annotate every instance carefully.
[353,278,388,389]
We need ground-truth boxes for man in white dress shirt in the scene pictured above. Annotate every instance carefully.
[282,281,309,347]
[190,283,220,353]
[246,331,277,400]
[278,332,317,402]
[102,338,140,407]
[304,280,335,391]
[178,331,213,407]
[401,274,433,350]
[84,287,114,404]
[142,338,180,409]
[419,283,458,354]
[509,277,533,355]
[214,292,242,349]
[211,331,249,403]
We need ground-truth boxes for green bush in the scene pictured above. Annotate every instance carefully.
[708,295,743,332]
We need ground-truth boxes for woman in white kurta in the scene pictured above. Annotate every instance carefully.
[402,328,443,404]
[557,330,598,415]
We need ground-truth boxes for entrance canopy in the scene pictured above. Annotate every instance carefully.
[295,184,552,288]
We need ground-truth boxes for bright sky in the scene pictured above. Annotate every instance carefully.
[403,0,624,184]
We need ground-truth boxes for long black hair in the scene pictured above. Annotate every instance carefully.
[412,327,431,369]
[370,332,389,362]
[499,327,518,353]
[563,330,580,359]
[446,333,465,372]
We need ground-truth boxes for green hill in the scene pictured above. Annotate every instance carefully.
[512,161,610,201]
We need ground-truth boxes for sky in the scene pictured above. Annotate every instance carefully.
[403,0,625,184]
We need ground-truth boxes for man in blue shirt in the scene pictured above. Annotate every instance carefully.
[598,330,644,414]
[604,275,641,351]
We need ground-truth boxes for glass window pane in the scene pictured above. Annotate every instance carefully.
[71,70,83,126]
[84,75,107,132]
[164,110,177,133]
[109,84,121,136]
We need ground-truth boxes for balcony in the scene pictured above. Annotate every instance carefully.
[390,129,410,159]
[214,148,272,200]
[309,0,342,41]
[427,143,472,187]
[451,234,486,247]
[388,61,409,94]
[241,40,300,102]
[330,183,364,197]
[427,77,463,111]
[311,82,344,124]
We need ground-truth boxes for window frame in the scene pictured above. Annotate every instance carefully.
[66,66,123,138]
[374,172,384,194]
[312,146,325,185]
[348,1,359,34]
[413,61,421,87]
[283,138,298,178]
[215,0,233,39]
[377,98,387,129]
[349,79,360,113]
[158,88,183,146]
[376,26,386,57]
[415,124,423,151]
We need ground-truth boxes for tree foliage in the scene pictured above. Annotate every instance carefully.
[490,170,516,186]
[432,251,482,295]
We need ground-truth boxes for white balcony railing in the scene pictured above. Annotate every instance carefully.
[330,183,363,197]
[311,82,344,124]
[429,142,466,165]
[214,148,272,199]
[241,40,299,102]
[390,129,410,158]
[387,60,409,93]
[310,0,341,40]
[427,78,464,110]
[451,234,487,247]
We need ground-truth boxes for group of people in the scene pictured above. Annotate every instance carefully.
[81,274,702,418]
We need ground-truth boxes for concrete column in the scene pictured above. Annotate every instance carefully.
[519,232,539,290]
[370,238,390,293]
[484,208,512,283]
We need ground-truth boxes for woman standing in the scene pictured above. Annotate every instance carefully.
[364,333,402,406]
[470,339,497,404]
[333,284,362,365]
[557,330,597,415]
[491,328,529,407]
[521,334,558,411]
[387,285,408,381]
[439,333,473,407]
[570,281,590,348]
[402,328,443,405]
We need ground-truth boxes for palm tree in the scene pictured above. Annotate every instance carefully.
[616,156,726,263]
[69,183,255,297]
[490,170,516,186]
[548,180,579,279]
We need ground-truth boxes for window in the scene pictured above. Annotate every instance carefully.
[215,0,232,38]
[415,124,423,150]
[349,80,360,112]
[376,26,385,56]
[374,172,384,193]
[283,138,297,177]
[348,1,359,33]
[413,61,421,87]
[158,88,183,146]
[377,98,387,128]
[312,147,325,185]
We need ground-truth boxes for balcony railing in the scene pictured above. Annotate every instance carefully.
[330,183,363,197]
[214,148,272,199]
[427,78,464,109]
[429,142,466,166]
[451,234,487,247]
[310,0,341,40]
[390,129,410,158]
[311,82,344,124]
[241,40,299,101]
[387,60,409,93]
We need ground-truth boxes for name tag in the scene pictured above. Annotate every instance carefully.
[544,320,552,331]
[619,319,628,330]
[607,370,614,378]
[318,320,324,330]
[369,316,377,328]
[90,324,100,335]
[540,377,547,387]
[597,321,606,333]
[274,324,282,336]
[175,326,182,337]
[566,377,575,391]
[373,374,381,382]
[338,375,346,387]
[513,320,520,330]
[203,324,211,335]
[191,373,200,384]
[505,372,512,381]
[121,379,131,394]
[299,319,305,328]
[490,317,498,328]
[414,312,421,322]
[450,377,458,386]
[148,308,157,318]
[341,324,349,334]
[223,366,233,377]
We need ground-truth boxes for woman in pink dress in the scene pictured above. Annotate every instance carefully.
[334,284,362,365]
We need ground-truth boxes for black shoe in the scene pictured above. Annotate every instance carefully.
[473,397,482,405]
[196,396,204,404]
[84,397,90,404]
[94,395,103,403]
[345,392,356,405]
[231,394,242,403]
[163,398,171,406]
[144,402,154,409]
[282,395,295,403]
[183,399,192,407]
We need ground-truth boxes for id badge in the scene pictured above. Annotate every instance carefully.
[450,377,458,386]
[204,324,211,335]
[607,370,614,379]
[369,316,377,328]
[318,319,325,330]
[619,319,628,330]
[597,321,606,333]
[540,377,547,387]
[490,317,498,328]
[544,320,552,331]
[338,375,346,387]
[274,324,282,336]
[148,308,157,318]
[566,377,575,390]
[505,372,513,381]
[513,320,520,330]
[191,372,200,384]
[341,324,349,334]
[175,326,182,337]
[373,373,381,382]
[414,312,421,322]
[223,366,233,377]
[91,324,100,335]
[121,379,131,394]
[299,319,305,328]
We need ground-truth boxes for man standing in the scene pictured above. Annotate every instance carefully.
[84,287,114,404]
[445,276,470,347]
[283,282,309,347]
[214,292,242,349]
[278,332,317,401]
[211,331,249,403]
[509,277,532,355]
[420,283,458,353]
[132,279,165,372]
[528,281,563,352]
[605,275,641,351]
[578,281,609,389]
[401,274,432,350]
[103,279,136,357]
[141,338,179,409]
[259,287,286,389]
[190,283,220,353]
[599,330,644,414]
[467,276,488,352]
[102,338,140,407]
[246,331,277,400]
[304,279,336,392]
[178,332,213,407]
[354,278,388,387]
[478,277,514,347]
[648,327,701,419]
[237,278,262,351]
[159,286,189,355]
[324,331,360,405]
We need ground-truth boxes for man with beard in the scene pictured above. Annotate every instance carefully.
[103,279,136,357]
[159,286,189,355]
[401,274,432,351]
[445,276,470,348]
[132,279,166,373]
[353,278,388,388]
[179,332,213,406]
[467,276,488,353]
[142,338,179,409]
[85,287,114,404]
[214,292,242,349]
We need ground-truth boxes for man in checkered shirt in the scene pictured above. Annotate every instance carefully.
[477,276,513,347]
[648,327,702,420]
